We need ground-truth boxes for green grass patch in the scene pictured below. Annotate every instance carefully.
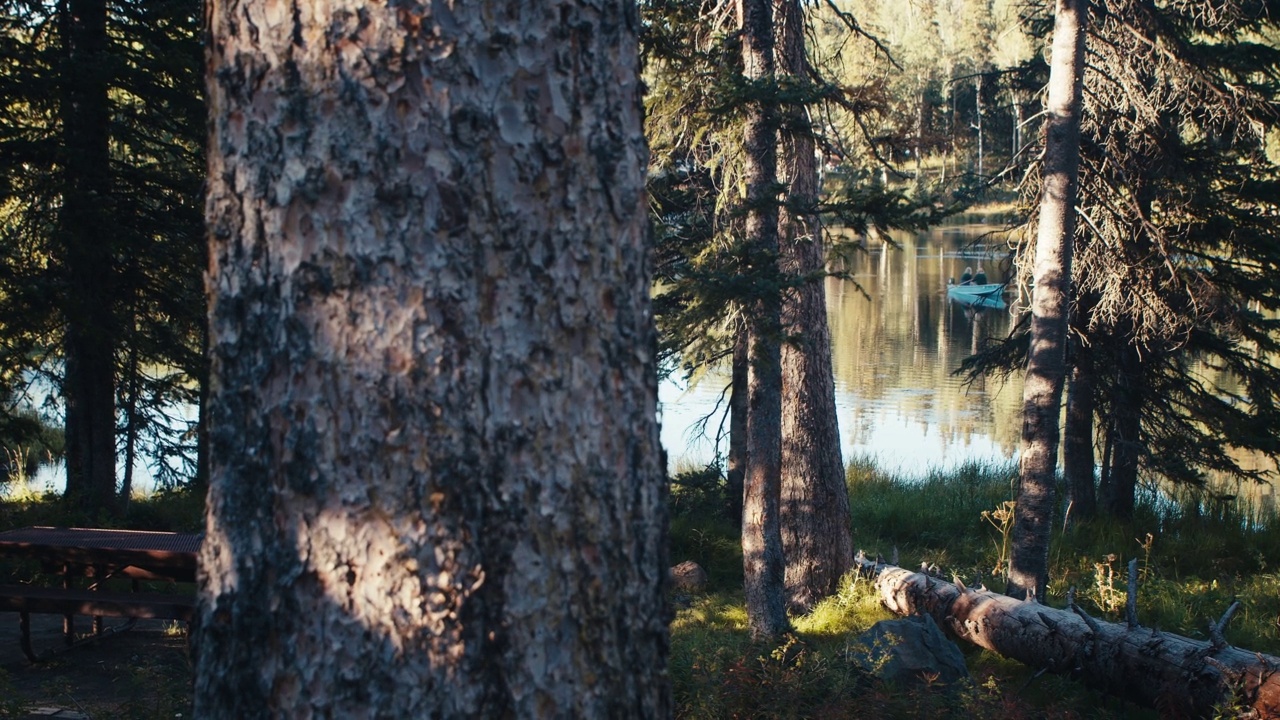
[0,484,204,534]
[667,459,1280,717]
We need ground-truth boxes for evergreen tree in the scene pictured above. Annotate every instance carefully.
[1007,0,1088,602]
[644,0,928,616]
[0,0,205,511]
[776,0,853,613]
[970,0,1280,532]
[1063,0,1280,516]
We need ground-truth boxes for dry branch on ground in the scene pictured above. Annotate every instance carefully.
[856,553,1280,717]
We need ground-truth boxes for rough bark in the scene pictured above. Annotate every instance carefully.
[727,322,748,528]
[60,0,117,513]
[195,3,669,717]
[739,0,790,641]
[1008,0,1087,601]
[1102,346,1142,521]
[1062,344,1096,527]
[775,0,851,613]
[858,557,1280,717]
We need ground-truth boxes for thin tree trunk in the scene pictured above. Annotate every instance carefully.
[1063,294,1097,528]
[1008,0,1087,602]
[194,323,209,493]
[1099,412,1115,504]
[195,3,669,716]
[944,62,954,183]
[915,79,925,181]
[1102,347,1142,520]
[727,321,748,527]
[739,0,790,641]
[860,557,1280,716]
[119,322,139,508]
[60,0,117,513]
[775,0,852,613]
[1062,360,1096,528]
[1012,93,1024,161]
[975,73,984,177]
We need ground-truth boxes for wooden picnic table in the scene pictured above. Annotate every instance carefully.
[0,526,202,661]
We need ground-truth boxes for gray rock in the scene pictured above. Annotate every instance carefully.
[668,560,708,592]
[850,614,970,686]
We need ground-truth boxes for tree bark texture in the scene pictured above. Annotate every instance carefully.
[60,0,117,512]
[196,3,669,717]
[739,0,790,641]
[1008,0,1087,602]
[1062,345,1096,527]
[858,557,1280,717]
[1102,345,1142,521]
[775,0,851,613]
[727,322,748,528]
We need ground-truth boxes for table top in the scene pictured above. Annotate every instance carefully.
[0,526,202,576]
[0,527,202,555]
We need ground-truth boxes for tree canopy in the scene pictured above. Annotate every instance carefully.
[0,0,205,509]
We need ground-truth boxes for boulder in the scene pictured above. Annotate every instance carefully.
[669,561,708,593]
[850,614,970,686]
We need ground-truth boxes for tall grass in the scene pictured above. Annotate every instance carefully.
[668,458,1280,717]
[846,455,1018,577]
[0,483,205,532]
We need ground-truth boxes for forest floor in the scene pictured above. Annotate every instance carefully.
[0,617,190,719]
[3,464,1279,718]
[0,488,201,719]
[668,458,1280,718]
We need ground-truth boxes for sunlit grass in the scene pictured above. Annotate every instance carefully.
[791,574,892,639]
[0,483,204,532]
[667,457,1280,717]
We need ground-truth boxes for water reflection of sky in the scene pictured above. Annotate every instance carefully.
[660,223,1026,478]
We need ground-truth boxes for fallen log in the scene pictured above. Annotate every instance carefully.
[855,552,1280,717]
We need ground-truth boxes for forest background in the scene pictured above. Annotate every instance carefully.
[0,0,1279,717]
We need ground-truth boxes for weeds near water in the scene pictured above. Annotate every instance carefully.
[1091,554,1126,614]
[0,483,204,533]
[980,500,1016,583]
[667,456,1280,717]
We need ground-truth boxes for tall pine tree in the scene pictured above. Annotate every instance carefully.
[0,0,205,511]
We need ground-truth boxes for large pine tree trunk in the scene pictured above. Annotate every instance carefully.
[739,0,790,641]
[775,0,852,613]
[1008,0,1087,601]
[60,0,117,513]
[860,558,1280,717]
[195,3,669,716]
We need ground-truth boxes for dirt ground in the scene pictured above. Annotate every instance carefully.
[0,614,192,719]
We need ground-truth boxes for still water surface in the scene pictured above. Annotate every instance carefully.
[660,223,1025,477]
[8,224,1024,499]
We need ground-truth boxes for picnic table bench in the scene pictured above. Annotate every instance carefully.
[0,526,201,661]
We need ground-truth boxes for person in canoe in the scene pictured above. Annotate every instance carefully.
[960,266,973,285]
[973,265,988,284]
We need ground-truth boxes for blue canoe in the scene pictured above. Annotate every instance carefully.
[947,282,1007,310]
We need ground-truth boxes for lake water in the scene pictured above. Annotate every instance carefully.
[7,222,1025,499]
[659,223,1027,478]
